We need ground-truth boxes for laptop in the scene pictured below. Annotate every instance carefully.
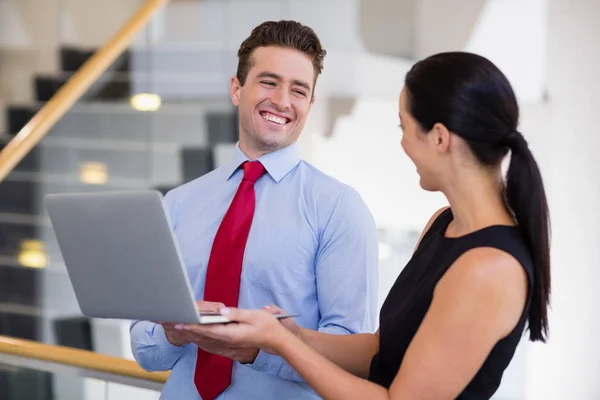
[44,190,296,324]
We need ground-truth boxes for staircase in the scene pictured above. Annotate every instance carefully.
[0,44,238,349]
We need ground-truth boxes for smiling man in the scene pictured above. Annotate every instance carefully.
[130,20,379,400]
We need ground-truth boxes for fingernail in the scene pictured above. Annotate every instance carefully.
[220,307,230,315]
[263,305,271,309]
[174,324,184,330]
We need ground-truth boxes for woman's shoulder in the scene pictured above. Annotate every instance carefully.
[437,246,528,334]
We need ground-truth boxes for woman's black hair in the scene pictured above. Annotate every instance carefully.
[405,51,550,342]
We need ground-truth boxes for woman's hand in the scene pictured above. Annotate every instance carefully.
[174,306,295,354]
[260,305,301,354]
[263,305,301,335]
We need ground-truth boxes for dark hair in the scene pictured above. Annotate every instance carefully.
[405,52,551,342]
[236,20,326,91]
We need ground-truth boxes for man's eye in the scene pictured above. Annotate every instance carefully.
[261,81,276,86]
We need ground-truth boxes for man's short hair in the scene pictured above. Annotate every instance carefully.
[236,20,327,91]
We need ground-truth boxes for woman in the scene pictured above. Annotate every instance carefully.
[175,52,551,400]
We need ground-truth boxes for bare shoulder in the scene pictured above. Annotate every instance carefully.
[436,247,528,336]
[448,247,526,287]
[413,206,451,251]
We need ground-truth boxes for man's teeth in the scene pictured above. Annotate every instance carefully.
[262,113,287,125]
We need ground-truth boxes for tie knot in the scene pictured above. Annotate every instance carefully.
[242,161,266,183]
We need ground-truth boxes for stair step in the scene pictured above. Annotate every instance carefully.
[181,147,214,183]
[61,47,130,74]
[206,112,238,146]
[0,266,42,307]
[6,106,36,134]
[35,75,131,103]
[0,180,37,215]
[53,316,93,350]
[0,221,38,262]
[0,363,53,399]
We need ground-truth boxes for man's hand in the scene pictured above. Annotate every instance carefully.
[159,301,224,347]
[161,301,260,363]
[162,323,193,347]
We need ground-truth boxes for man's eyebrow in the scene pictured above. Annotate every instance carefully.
[256,71,281,81]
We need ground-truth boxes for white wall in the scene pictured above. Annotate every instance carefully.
[306,99,447,231]
[416,0,547,103]
[525,0,600,398]
[356,0,416,58]
[0,0,59,103]
[414,0,486,59]
[60,0,143,48]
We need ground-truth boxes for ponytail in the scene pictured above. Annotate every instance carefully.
[503,131,551,342]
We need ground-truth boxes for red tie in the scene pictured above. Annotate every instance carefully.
[194,160,266,400]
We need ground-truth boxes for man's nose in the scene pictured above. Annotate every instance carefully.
[270,87,291,111]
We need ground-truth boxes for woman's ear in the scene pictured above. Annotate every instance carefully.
[431,122,451,153]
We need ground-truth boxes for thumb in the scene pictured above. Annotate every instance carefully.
[220,307,250,323]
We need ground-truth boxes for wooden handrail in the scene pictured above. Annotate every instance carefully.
[0,335,169,383]
[0,0,169,182]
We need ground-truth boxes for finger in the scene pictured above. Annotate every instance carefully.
[196,300,227,312]
[263,304,286,315]
[222,307,269,324]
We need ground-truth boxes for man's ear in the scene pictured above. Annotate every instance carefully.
[431,122,451,153]
[230,76,241,107]
[308,93,316,110]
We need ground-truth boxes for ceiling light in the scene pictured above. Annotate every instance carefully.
[130,93,161,112]
[17,239,47,269]
[80,161,108,185]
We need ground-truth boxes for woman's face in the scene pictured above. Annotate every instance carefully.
[399,87,442,192]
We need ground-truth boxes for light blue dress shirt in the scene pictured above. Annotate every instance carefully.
[130,143,379,399]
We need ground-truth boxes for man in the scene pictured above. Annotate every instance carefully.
[130,20,378,400]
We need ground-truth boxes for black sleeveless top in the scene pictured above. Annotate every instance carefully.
[368,208,534,399]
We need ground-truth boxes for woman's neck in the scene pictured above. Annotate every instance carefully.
[441,169,514,237]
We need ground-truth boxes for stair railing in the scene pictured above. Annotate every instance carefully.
[0,335,169,389]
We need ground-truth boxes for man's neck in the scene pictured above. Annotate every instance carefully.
[238,141,288,160]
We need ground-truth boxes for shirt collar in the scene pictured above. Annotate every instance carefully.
[225,142,301,183]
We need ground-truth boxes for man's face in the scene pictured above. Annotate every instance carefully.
[230,46,316,157]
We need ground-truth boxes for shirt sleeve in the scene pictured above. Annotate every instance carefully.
[129,190,188,371]
[130,320,188,371]
[248,189,379,381]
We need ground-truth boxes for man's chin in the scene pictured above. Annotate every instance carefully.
[258,140,286,151]
[257,134,290,149]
